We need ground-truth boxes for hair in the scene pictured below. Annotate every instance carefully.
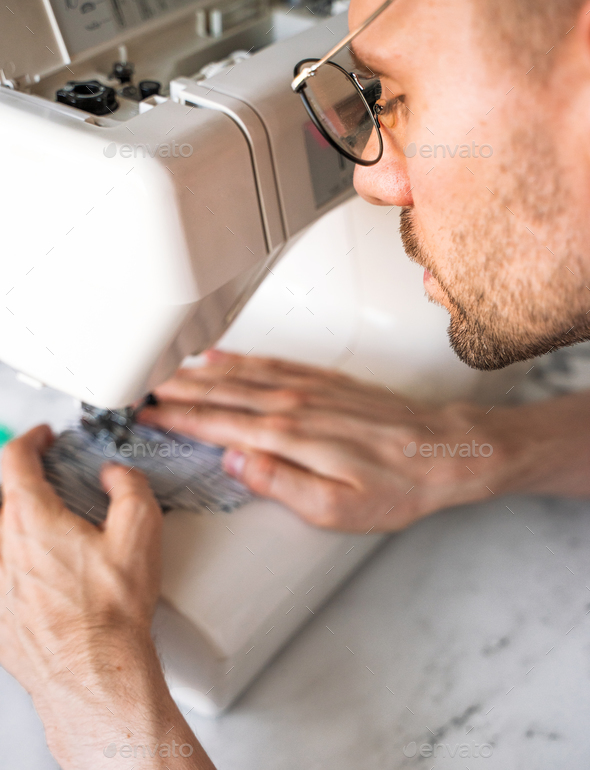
[475,0,586,73]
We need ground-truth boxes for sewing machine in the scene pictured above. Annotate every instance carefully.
[0,0,518,715]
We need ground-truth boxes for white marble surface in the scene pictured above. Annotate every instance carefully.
[2,492,590,769]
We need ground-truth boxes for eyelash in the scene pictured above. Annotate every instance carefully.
[353,74,405,106]
[379,95,405,112]
[351,71,407,131]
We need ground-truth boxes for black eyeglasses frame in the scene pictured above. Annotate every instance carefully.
[293,58,384,167]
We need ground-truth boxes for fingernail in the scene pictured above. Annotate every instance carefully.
[205,349,226,361]
[223,449,246,478]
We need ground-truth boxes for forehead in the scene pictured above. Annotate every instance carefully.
[348,0,474,77]
[348,0,410,32]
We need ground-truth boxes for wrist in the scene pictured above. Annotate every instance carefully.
[434,401,526,502]
[492,393,590,498]
[34,631,184,768]
[476,404,538,497]
[454,395,590,499]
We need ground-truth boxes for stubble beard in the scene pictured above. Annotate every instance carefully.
[399,204,590,372]
[399,121,590,371]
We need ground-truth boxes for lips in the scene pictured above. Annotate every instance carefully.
[423,269,452,311]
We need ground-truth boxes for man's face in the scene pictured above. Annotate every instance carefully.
[351,0,590,370]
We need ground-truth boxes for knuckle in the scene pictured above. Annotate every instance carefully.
[274,388,307,409]
[201,382,221,399]
[115,489,151,511]
[262,414,299,435]
[265,357,284,371]
[313,485,344,528]
[2,486,26,510]
[247,453,279,494]
[233,359,253,378]
[3,488,49,523]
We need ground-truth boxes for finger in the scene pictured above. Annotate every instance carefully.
[186,355,384,408]
[141,398,386,456]
[152,375,315,414]
[101,464,162,549]
[161,364,314,391]
[138,402,235,441]
[222,448,352,529]
[1,426,76,527]
[139,403,357,479]
[1,426,97,539]
[180,352,349,389]
[1,425,54,497]
[153,375,272,409]
[206,349,331,377]
[151,375,408,425]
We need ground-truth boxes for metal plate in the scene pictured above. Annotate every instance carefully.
[0,0,69,82]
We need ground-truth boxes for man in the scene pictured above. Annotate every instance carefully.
[2,0,590,767]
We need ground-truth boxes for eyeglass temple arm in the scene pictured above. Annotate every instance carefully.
[291,0,396,91]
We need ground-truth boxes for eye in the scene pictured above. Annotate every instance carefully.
[374,97,404,129]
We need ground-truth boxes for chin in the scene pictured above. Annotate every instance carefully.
[447,313,590,372]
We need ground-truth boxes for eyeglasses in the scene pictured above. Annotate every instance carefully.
[291,0,396,166]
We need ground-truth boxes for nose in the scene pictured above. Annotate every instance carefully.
[354,129,414,207]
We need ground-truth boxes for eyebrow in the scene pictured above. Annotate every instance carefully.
[347,41,385,78]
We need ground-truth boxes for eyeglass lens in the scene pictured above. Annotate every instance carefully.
[297,60,382,164]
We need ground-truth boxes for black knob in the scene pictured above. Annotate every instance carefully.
[120,85,139,100]
[56,80,118,115]
[139,80,161,100]
[111,60,135,83]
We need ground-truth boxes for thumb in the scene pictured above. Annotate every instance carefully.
[2,424,55,499]
[222,449,346,529]
[1,425,83,529]
[100,464,162,553]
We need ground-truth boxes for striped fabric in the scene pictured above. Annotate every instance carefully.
[41,423,252,524]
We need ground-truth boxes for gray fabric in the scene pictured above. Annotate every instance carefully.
[516,341,590,402]
[40,423,252,524]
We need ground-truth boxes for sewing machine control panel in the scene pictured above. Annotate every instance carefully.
[0,0,274,116]
[48,0,198,55]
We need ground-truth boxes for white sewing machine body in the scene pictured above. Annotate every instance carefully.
[0,0,357,407]
[0,0,519,715]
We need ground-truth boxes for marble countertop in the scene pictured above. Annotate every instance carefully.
[2,491,590,769]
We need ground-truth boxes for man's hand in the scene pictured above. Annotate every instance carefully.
[0,425,215,770]
[0,425,162,696]
[139,351,545,533]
